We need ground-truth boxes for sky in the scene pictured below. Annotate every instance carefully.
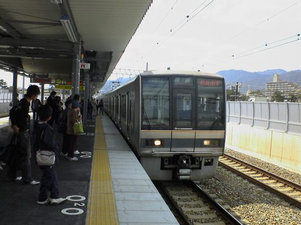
[112,0,301,79]
[0,0,300,85]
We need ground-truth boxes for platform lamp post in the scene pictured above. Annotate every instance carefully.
[12,67,18,106]
[83,70,90,127]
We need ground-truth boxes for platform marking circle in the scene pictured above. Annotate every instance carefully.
[80,155,91,158]
[81,151,92,155]
[61,208,84,216]
[66,195,86,202]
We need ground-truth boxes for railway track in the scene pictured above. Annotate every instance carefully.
[219,154,301,209]
[157,181,243,225]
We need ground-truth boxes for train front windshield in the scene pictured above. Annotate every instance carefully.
[197,78,225,130]
[142,76,225,130]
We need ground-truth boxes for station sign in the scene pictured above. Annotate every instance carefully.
[66,81,84,85]
[55,79,62,84]
[31,77,52,84]
[55,85,85,91]
[80,63,90,70]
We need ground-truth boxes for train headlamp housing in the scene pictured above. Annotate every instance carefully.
[145,139,163,147]
[154,140,161,146]
[203,139,220,147]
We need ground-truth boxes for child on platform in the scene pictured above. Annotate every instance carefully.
[34,105,66,205]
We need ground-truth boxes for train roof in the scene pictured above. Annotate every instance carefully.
[102,70,223,95]
[140,70,223,78]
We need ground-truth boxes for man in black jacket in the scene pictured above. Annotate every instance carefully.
[46,91,57,126]
[7,85,40,185]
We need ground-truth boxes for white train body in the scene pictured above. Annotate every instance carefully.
[101,70,226,180]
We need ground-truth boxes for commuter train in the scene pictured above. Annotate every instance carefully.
[101,70,225,180]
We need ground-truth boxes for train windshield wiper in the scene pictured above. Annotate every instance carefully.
[142,107,151,129]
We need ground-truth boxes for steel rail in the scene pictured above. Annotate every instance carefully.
[187,181,244,225]
[220,154,301,209]
[223,154,301,190]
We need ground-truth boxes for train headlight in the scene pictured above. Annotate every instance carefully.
[203,139,219,147]
[154,140,162,146]
[203,140,211,146]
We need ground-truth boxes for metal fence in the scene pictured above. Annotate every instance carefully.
[227,101,301,135]
[0,91,12,103]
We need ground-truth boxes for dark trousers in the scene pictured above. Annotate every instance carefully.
[66,134,78,158]
[7,131,32,183]
[61,133,68,155]
[38,165,59,201]
[99,107,103,115]
[33,110,39,122]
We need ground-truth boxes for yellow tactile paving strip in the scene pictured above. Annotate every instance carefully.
[86,116,118,225]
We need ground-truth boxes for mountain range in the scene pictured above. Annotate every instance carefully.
[217,69,301,93]
[101,69,301,94]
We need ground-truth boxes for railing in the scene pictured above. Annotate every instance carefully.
[0,92,13,103]
[227,101,301,135]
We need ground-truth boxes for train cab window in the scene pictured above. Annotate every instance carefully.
[175,93,192,127]
[142,77,170,130]
[197,78,225,130]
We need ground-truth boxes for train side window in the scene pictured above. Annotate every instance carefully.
[142,77,170,130]
[121,95,126,122]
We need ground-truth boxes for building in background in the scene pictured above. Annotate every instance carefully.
[265,74,301,101]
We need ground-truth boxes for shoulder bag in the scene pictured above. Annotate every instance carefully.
[73,120,84,135]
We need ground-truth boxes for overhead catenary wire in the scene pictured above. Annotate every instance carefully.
[156,0,215,47]
[211,0,301,50]
[205,33,300,68]
[138,0,215,63]
[137,0,180,51]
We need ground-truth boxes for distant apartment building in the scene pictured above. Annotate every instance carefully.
[265,74,301,100]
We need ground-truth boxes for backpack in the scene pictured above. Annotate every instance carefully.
[9,103,21,126]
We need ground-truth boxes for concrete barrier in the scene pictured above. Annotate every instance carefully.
[226,122,301,174]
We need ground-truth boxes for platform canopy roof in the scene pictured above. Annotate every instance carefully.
[0,0,152,93]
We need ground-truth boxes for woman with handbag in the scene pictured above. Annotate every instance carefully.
[66,100,82,161]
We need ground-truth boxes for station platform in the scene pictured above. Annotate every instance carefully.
[0,114,179,225]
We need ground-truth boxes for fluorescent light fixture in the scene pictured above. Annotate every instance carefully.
[50,0,62,4]
[0,25,8,32]
[60,16,78,43]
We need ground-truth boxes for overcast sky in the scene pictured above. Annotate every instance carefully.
[113,0,301,78]
[1,0,300,85]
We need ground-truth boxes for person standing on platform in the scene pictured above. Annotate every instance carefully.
[66,100,82,161]
[31,98,42,123]
[33,105,66,205]
[59,99,72,157]
[9,93,19,107]
[7,85,40,185]
[98,99,104,115]
[46,91,57,126]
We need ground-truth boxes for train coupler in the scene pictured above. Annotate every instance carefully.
[177,169,191,180]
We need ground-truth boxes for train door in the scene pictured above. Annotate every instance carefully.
[171,89,196,152]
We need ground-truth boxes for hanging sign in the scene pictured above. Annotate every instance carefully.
[80,63,90,70]
[55,85,85,90]
[31,78,52,84]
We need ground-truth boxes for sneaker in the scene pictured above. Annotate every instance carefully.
[15,176,22,181]
[30,180,40,185]
[0,161,6,165]
[74,150,80,155]
[67,157,78,161]
[0,165,3,171]
[37,199,49,205]
[60,152,67,157]
[49,198,67,205]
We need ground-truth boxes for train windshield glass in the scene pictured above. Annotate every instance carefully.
[197,78,225,130]
[142,77,170,130]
